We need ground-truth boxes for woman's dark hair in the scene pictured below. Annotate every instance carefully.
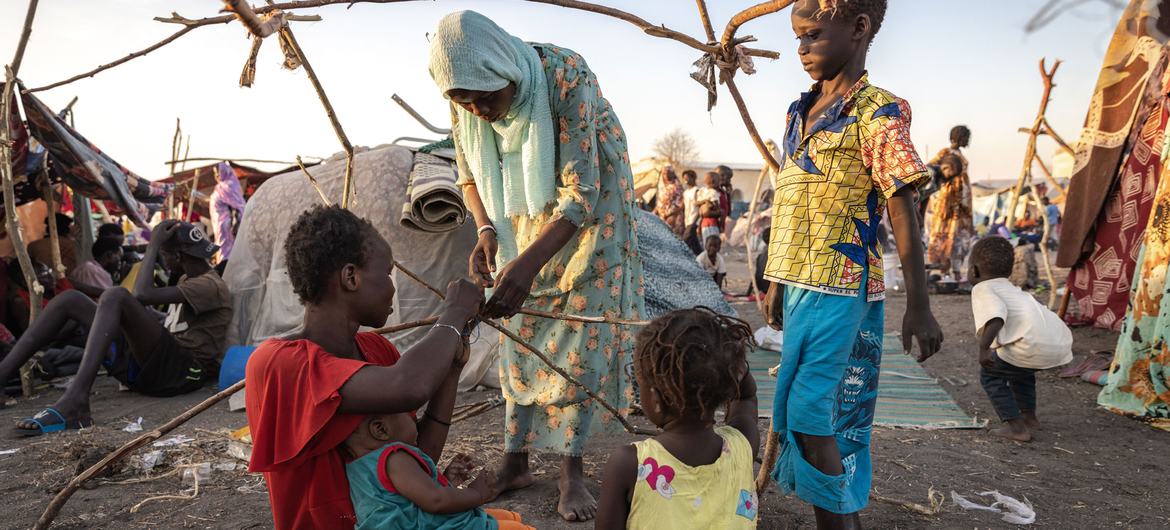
[634,307,755,419]
[91,238,122,259]
[284,205,381,304]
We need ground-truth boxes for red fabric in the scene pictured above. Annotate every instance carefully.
[375,444,449,494]
[246,332,402,530]
[17,278,74,309]
[1068,102,1166,330]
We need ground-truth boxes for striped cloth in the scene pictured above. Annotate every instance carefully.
[753,333,986,429]
[399,152,467,233]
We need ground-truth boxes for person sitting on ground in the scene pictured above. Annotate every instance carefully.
[696,235,727,289]
[968,237,1072,442]
[343,406,530,529]
[245,205,484,530]
[988,216,1012,239]
[976,218,990,238]
[5,259,74,337]
[28,213,78,277]
[697,172,723,242]
[1009,238,1038,290]
[596,308,759,529]
[68,238,123,299]
[0,220,231,435]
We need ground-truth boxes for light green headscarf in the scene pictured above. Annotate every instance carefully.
[428,10,555,261]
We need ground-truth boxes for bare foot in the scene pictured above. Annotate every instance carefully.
[991,419,1032,442]
[558,456,596,522]
[496,452,536,492]
[1021,411,1040,431]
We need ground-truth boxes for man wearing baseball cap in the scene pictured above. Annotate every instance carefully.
[1,219,232,436]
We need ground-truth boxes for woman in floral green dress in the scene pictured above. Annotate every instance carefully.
[429,11,644,522]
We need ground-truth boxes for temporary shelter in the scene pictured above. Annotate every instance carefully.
[1058,0,1170,330]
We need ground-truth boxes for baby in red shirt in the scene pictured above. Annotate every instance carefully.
[245,205,483,530]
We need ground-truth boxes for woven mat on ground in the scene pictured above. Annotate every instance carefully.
[751,333,987,429]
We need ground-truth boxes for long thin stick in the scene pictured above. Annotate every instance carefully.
[369,316,437,335]
[42,178,64,280]
[4,0,43,399]
[1029,190,1059,308]
[165,156,313,166]
[34,380,246,530]
[391,258,647,326]
[391,259,655,436]
[296,155,333,206]
[24,8,322,94]
[724,76,780,172]
[277,25,357,208]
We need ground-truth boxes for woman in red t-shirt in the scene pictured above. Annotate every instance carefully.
[245,206,484,530]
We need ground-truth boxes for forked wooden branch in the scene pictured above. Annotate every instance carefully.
[1006,58,1061,230]
[390,259,656,436]
[34,380,247,530]
[723,0,795,46]
[223,0,287,37]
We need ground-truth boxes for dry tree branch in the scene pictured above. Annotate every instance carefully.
[297,155,333,207]
[3,0,43,399]
[222,0,287,37]
[23,8,321,94]
[34,380,246,530]
[390,259,656,436]
[722,0,795,46]
[275,24,357,208]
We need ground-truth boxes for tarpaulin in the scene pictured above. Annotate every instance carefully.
[19,89,172,226]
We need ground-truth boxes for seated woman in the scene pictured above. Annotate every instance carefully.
[245,205,483,530]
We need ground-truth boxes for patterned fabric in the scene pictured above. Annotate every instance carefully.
[654,174,685,236]
[1058,0,1170,267]
[770,278,884,514]
[454,44,645,455]
[1097,129,1170,430]
[20,90,172,226]
[210,162,246,261]
[764,74,929,302]
[1069,100,1167,330]
[925,148,974,272]
[626,426,758,529]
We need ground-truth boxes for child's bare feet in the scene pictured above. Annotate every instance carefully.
[1021,411,1040,430]
[991,418,1032,442]
[496,452,536,492]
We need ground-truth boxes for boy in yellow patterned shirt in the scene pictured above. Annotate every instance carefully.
[762,1,944,528]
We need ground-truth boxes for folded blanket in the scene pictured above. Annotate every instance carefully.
[400,151,467,233]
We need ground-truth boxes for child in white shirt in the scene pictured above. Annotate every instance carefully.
[696,236,726,289]
[968,237,1073,442]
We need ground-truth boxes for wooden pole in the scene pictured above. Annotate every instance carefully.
[3,0,43,399]
[276,25,356,208]
[42,179,64,280]
[1006,59,1061,230]
[1029,191,1059,308]
[34,380,246,530]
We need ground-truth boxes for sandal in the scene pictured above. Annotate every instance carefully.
[13,407,93,437]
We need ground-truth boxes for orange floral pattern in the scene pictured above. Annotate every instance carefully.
[477,44,645,456]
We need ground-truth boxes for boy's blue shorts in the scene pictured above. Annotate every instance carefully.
[770,282,884,514]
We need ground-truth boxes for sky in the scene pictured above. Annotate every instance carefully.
[0,0,1127,183]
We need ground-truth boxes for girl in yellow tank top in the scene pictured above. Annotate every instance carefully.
[596,308,760,529]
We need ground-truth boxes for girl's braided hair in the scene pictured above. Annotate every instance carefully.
[634,307,756,420]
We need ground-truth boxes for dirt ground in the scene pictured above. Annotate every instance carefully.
[1,249,1166,529]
